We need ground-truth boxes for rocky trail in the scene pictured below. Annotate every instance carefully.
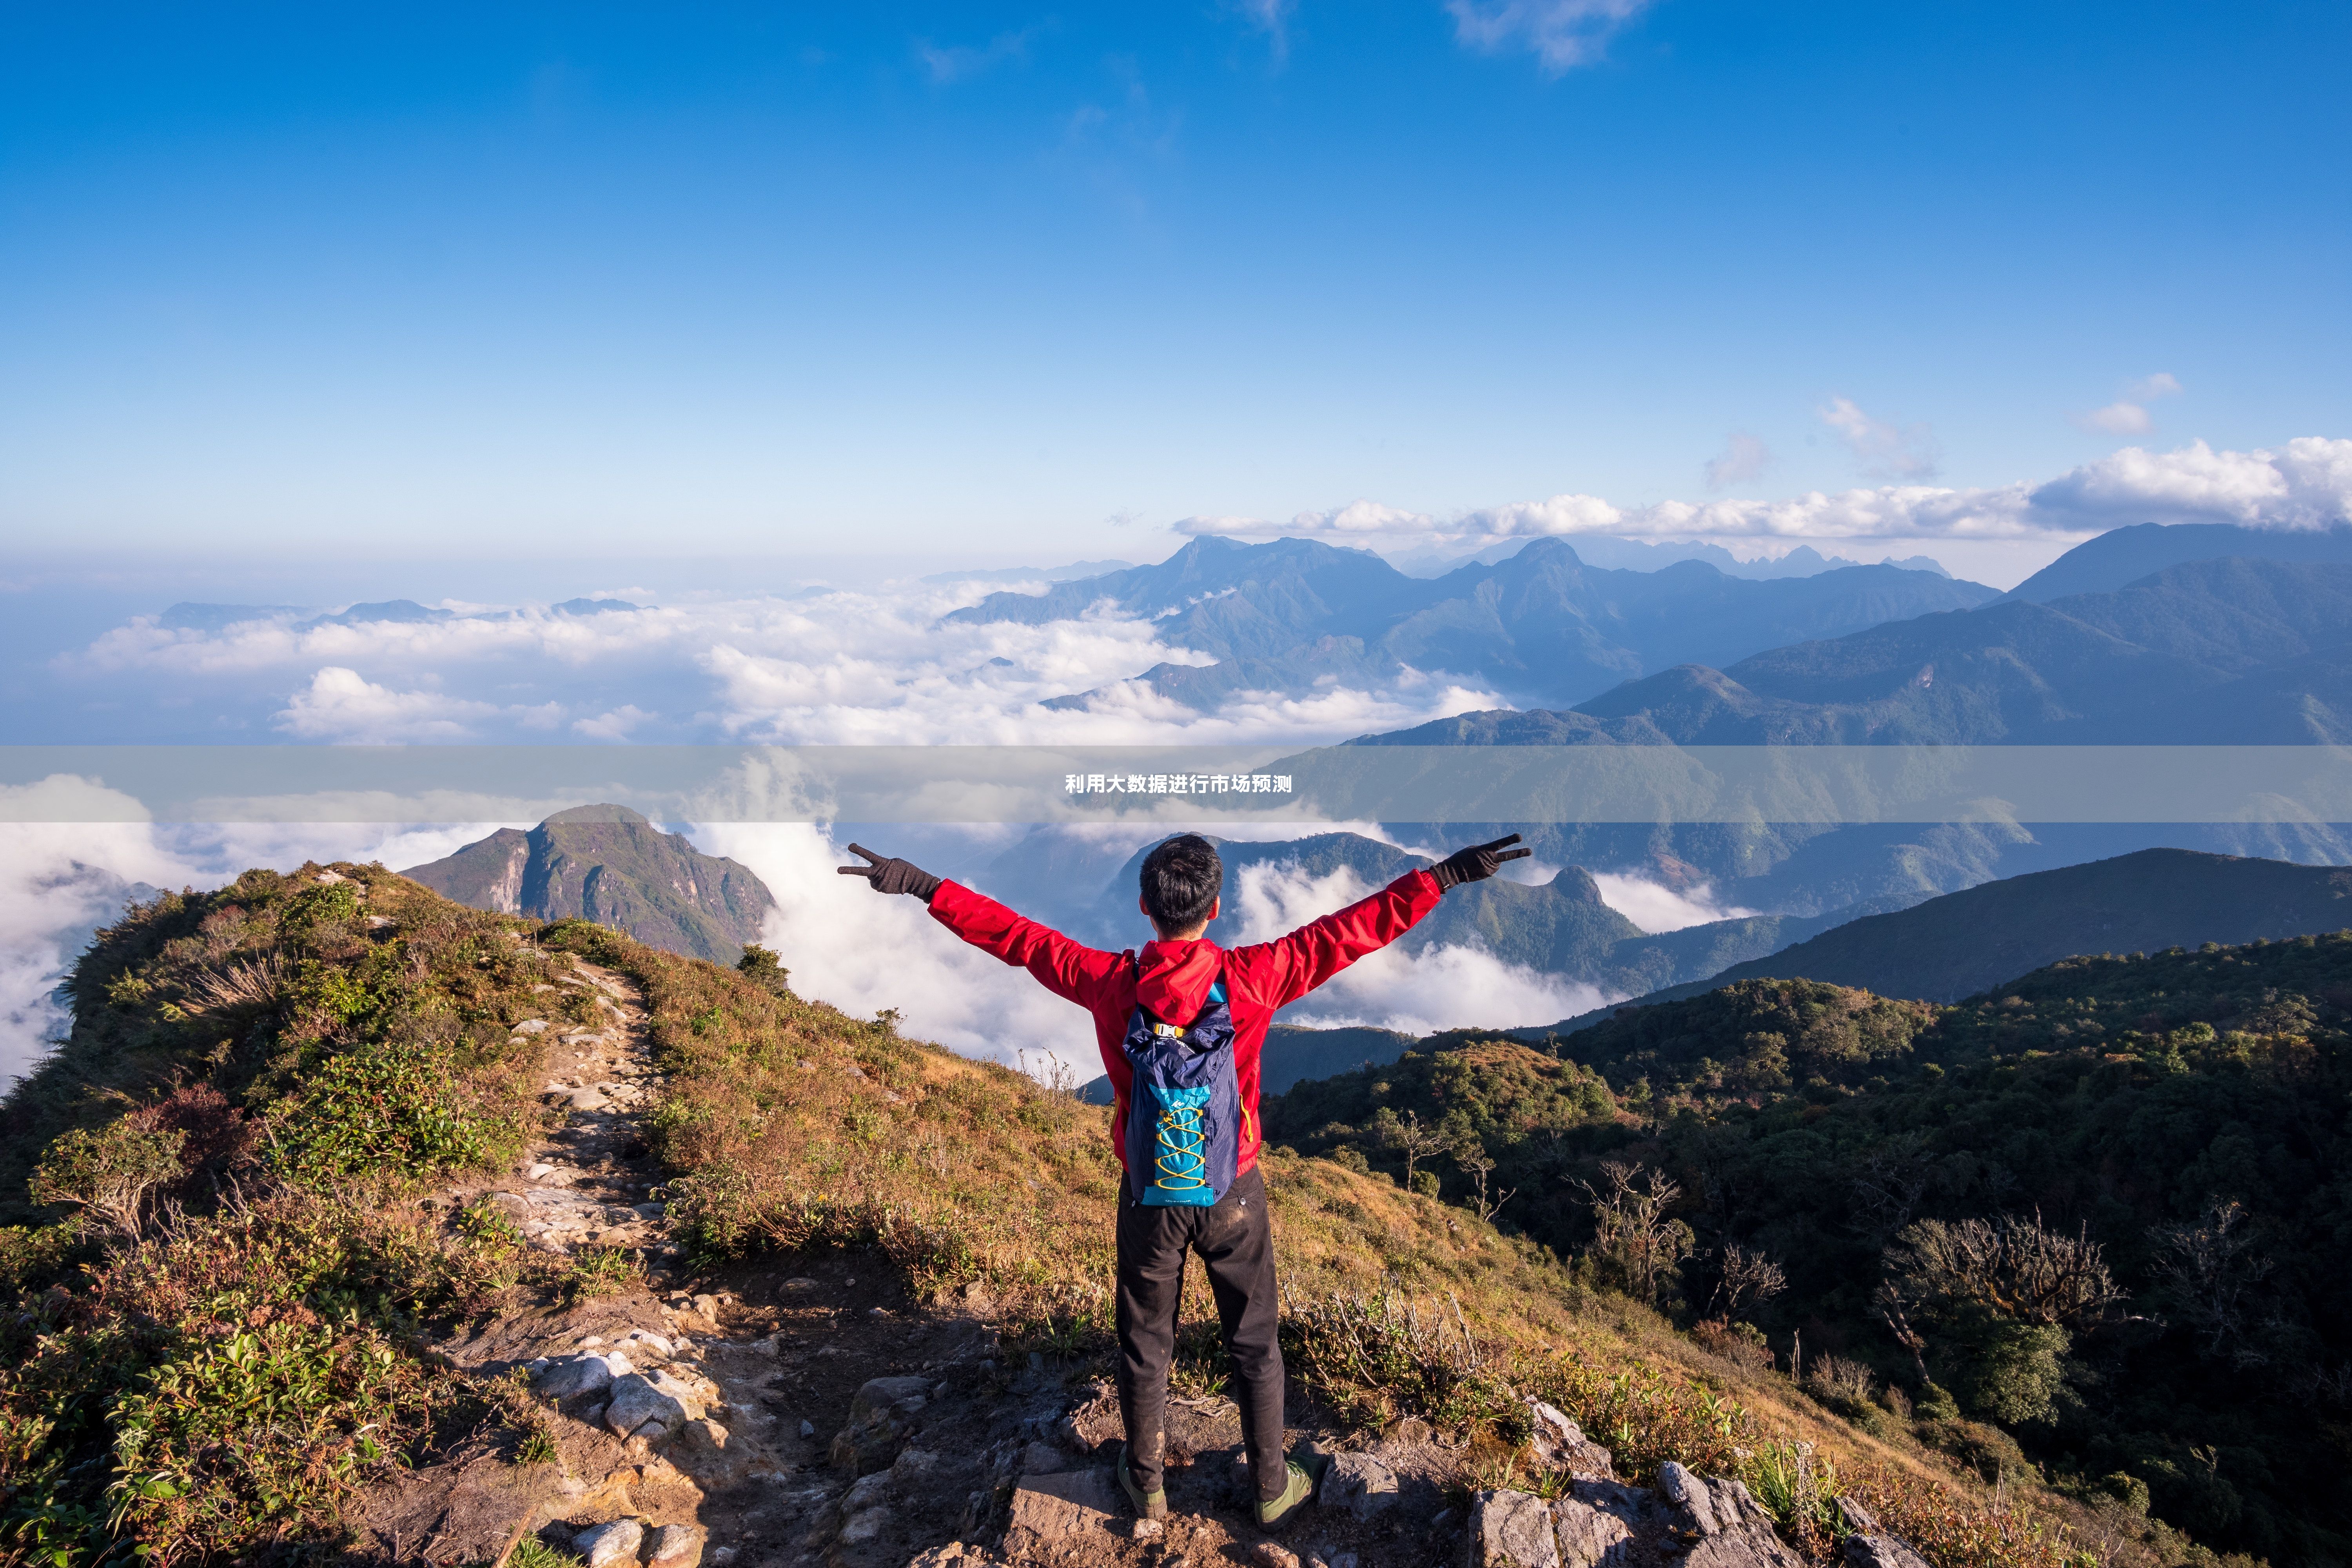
[350,953,1911,1568]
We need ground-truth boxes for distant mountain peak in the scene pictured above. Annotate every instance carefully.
[401,806,775,965]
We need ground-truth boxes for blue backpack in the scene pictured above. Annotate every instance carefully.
[1121,971,1244,1207]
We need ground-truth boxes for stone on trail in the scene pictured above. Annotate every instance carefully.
[1322,1451,1398,1520]
[573,1519,644,1568]
[841,1472,892,1514]
[891,1447,943,1483]
[831,1375,933,1472]
[838,1506,893,1545]
[534,1353,615,1401]
[604,1372,691,1441]
[1002,1469,1121,1560]
[1254,1544,1301,1568]
[1469,1490,1560,1568]
[646,1522,707,1568]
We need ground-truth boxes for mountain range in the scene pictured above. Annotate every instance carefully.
[1539,845,2352,1025]
[1079,843,2352,1167]
[948,534,1996,710]
[157,597,642,632]
[1036,830,1913,995]
[401,804,775,965]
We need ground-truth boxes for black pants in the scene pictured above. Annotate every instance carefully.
[1115,1164,1286,1499]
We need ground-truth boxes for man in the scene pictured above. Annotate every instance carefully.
[838,830,1528,1527]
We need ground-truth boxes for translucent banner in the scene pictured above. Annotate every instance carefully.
[0,744,2339,826]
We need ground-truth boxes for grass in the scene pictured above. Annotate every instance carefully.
[0,863,581,1566]
[548,913,2104,1568]
[0,869,2205,1568]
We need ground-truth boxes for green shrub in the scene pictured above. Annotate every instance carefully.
[268,1044,516,1183]
[28,1122,186,1243]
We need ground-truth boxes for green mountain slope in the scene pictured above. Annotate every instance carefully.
[1694,848,2352,1002]
[4,863,2110,1568]
[1541,849,2352,1029]
[403,804,775,965]
[1265,935,2352,1564]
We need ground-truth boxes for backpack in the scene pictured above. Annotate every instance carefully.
[1120,970,1243,1207]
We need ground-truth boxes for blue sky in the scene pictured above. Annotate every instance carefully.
[3,0,2348,576]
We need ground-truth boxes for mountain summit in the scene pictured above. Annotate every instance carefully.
[401,804,775,964]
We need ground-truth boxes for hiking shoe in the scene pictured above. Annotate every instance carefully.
[1256,1455,1324,1529]
[1116,1443,1167,1521]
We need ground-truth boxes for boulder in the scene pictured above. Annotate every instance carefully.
[841,1473,893,1514]
[573,1519,644,1568]
[1836,1498,1931,1568]
[605,1372,691,1441]
[1553,1497,1633,1568]
[838,1506,893,1545]
[1526,1401,1616,1479]
[1468,1490,1560,1568]
[831,1376,935,1473]
[535,1354,616,1401]
[647,1522,707,1568]
[1002,1469,1121,1560]
[1657,1463,1804,1568]
[891,1448,944,1483]
[1323,1452,1399,1520]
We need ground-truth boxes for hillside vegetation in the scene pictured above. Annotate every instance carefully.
[0,864,2201,1567]
[1266,936,2352,1564]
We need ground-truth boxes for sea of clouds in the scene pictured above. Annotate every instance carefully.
[11,432,2347,1089]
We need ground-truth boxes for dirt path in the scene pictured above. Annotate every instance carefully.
[368,953,1494,1568]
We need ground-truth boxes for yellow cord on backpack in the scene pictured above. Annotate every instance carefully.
[1152,1098,1211,1196]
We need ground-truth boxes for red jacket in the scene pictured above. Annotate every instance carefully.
[927,869,1443,1177]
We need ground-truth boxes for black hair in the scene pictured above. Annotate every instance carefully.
[1140,834,1223,933]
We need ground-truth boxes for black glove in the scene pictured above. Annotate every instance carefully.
[836,843,943,902]
[1428,833,1530,891]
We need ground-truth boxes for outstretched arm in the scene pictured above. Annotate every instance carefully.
[1230,834,1531,1009]
[837,842,1125,1006]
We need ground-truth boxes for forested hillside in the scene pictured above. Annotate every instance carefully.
[1266,936,2352,1563]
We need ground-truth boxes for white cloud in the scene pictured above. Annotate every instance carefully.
[2071,371,2183,436]
[692,821,1105,1082]
[1591,871,1756,933]
[2030,436,2352,531]
[274,667,562,742]
[573,704,655,741]
[1819,396,1941,480]
[0,784,519,1090]
[2077,402,2153,436]
[1704,432,1773,490]
[1224,860,1614,1033]
[1446,0,1660,74]
[915,27,1037,84]
[1174,436,2352,550]
[1227,0,1295,60]
[72,582,1493,750]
